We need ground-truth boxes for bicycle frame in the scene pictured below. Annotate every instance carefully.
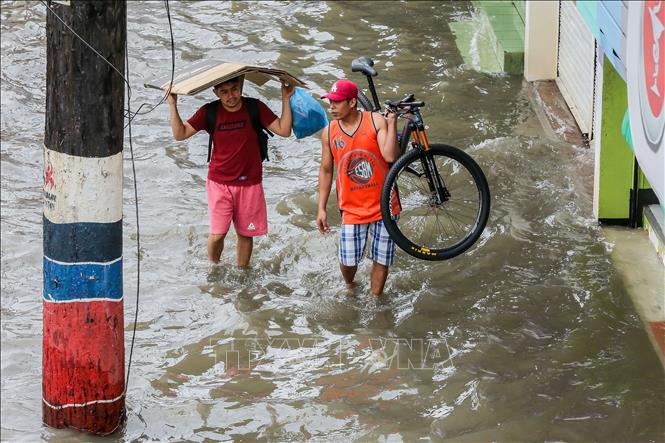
[355,58,450,206]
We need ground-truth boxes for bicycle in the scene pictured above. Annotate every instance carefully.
[351,56,491,261]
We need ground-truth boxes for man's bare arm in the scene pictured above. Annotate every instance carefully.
[168,94,198,141]
[317,127,333,234]
[374,112,399,163]
[267,81,295,137]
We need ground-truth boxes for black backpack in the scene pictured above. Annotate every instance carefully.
[204,97,273,163]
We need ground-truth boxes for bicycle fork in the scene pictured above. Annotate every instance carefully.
[410,128,450,206]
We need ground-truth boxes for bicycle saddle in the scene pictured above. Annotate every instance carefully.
[351,56,377,77]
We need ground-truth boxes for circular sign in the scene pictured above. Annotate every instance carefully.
[638,1,665,150]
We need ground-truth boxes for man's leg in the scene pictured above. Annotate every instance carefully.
[232,183,267,268]
[237,234,253,268]
[208,234,226,263]
[338,223,368,290]
[370,261,389,296]
[206,180,233,264]
[368,220,396,296]
[340,264,358,288]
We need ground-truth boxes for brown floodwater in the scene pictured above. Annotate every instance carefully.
[1,1,664,441]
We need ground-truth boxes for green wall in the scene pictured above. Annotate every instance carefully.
[598,56,634,220]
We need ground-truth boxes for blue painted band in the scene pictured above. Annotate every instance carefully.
[43,257,123,302]
[43,216,122,263]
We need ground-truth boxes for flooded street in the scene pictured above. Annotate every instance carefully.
[2,1,664,441]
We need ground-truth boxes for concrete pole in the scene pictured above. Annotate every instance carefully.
[43,0,126,434]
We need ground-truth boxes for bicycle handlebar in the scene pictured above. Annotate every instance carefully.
[385,97,425,112]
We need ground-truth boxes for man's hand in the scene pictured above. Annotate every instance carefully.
[385,110,398,127]
[281,80,296,100]
[167,93,178,106]
[316,209,330,234]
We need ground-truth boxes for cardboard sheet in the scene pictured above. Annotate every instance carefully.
[144,60,306,95]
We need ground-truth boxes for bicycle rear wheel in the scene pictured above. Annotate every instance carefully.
[356,90,374,111]
[380,144,490,261]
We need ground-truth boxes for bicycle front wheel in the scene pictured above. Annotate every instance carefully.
[380,144,490,261]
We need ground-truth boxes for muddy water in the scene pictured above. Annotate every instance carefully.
[2,1,664,441]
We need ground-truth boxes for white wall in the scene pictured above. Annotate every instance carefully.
[524,0,559,81]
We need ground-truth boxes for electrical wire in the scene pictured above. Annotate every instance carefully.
[123,38,140,393]
[40,0,175,127]
[123,0,175,127]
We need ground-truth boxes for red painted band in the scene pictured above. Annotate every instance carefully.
[43,301,125,409]
[42,395,124,435]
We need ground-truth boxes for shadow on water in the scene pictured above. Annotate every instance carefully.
[1,1,664,442]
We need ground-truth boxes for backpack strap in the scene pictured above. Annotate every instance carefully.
[245,97,273,136]
[245,97,274,161]
[204,100,220,163]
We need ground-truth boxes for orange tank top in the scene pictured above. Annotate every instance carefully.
[329,112,396,224]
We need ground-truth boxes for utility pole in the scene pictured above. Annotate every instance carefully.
[43,0,126,434]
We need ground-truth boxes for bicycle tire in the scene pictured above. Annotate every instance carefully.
[380,144,490,261]
[398,120,413,157]
[356,90,374,112]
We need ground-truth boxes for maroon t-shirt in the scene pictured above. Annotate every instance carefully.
[188,99,277,185]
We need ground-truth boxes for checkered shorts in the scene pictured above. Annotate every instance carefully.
[338,220,397,267]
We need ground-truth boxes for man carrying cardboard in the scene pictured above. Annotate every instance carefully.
[168,76,295,267]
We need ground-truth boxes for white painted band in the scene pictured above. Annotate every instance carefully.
[44,255,122,267]
[43,394,124,410]
[43,148,123,224]
[43,296,124,304]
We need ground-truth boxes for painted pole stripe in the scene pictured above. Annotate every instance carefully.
[43,301,125,403]
[45,255,122,267]
[43,394,124,410]
[42,399,124,435]
[43,148,122,224]
[43,257,122,301]
[44,296,123,304]
[43,217,122,263]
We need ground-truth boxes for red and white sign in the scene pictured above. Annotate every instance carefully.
[627,1,665,205]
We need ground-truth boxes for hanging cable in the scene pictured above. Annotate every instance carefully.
[123,39,140,392]
[124,0,175,127]
[40,0,175,127]
[40,0,129,85]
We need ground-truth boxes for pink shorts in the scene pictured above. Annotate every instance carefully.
[206,180,268,237]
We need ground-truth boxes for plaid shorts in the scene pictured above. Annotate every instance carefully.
[338,220,397,267]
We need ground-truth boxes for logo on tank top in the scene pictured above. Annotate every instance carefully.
[333,137,346,151]
[345,152,375,185]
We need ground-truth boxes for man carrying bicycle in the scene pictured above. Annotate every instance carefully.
[316,79,400,296]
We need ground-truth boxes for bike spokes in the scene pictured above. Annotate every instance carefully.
[386,147,487,256]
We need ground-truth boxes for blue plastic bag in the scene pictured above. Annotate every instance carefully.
[290,87,328,139]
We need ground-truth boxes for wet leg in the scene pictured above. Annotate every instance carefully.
[370,261,389,296]
[340,264,358,289]
[237,234,253,268]
[208,234,226,263]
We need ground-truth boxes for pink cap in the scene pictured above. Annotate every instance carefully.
[322,79,359,101]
